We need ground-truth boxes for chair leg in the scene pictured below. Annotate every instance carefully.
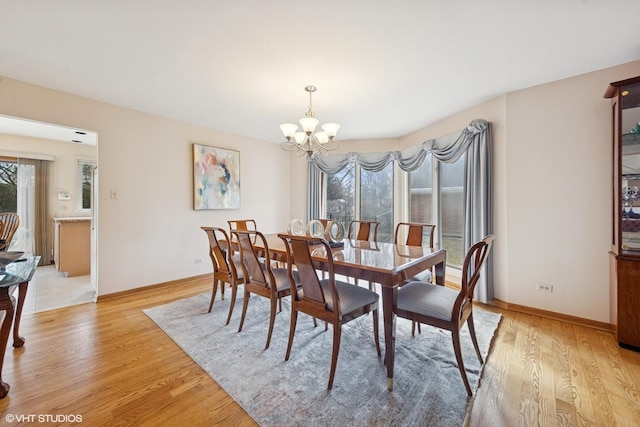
[265,297,277,349]
[467,313,483,363]
[208,279,219,313]
[411,321,421,336]
[328,324,342,390]
[220,281,225,300]
[285,310,299,361]
[372,308,381,357]
[225,283,238,326]
[452,329,473,396]
[238,292,250,333]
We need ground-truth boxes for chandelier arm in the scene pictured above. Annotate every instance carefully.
[281,141,302,152]
[321,140,340,151]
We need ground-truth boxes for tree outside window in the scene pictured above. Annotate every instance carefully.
[0,161,17,212]
[79,160,96,211]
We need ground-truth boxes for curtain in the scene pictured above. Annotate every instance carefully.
[17,158,52,265]
[308,119,493,302]
[307,158,322,222]
[16,160,35,255]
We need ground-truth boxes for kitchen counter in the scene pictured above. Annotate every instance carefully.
[53,217,91,277]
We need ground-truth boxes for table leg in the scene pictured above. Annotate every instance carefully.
[381,285,397,391]
[0,288,16,398]
[434,257,446,286]
[13,282,28,347]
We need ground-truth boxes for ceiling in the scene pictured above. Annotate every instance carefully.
[1,1,640,145]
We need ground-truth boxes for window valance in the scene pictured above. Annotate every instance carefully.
[309,119,489,172]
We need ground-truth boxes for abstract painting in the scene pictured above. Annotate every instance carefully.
[193,144,240,209]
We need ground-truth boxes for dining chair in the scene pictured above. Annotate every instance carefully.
[347,220,379,242]
[0,213,20,252]
[201,226,246,325]
[227,219,257,236]
[394,234,495,396]
[347,220,380,289]
[394,222,436,283]
[278,233,381,390]
[227,219,258,258]
[234,229,300,350]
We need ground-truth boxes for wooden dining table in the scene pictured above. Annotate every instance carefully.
[255,233,447,391]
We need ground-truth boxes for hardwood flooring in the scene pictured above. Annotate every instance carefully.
[1,277,639,426]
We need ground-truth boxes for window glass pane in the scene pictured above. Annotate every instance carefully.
[408,155,432,224]
[0,161,17,212]
[79,161,95,210]
[326,163,355,228]
[360,163,394,242]
[441,153,465,268]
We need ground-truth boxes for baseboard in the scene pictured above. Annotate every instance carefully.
[96,273,210,302]
[488,298,615,332]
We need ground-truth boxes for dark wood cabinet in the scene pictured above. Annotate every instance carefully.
[605,76,640,351]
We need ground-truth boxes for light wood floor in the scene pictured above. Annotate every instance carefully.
[1,277,640,426]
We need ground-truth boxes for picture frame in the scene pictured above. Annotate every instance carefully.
[193,143,240,210]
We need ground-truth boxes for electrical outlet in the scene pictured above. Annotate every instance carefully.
[194,258,203,265]
[110,189,118,199]
[536,282,553,293]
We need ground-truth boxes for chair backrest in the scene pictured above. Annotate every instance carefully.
[233,229,275,289]
[394,222,435,247]
[0,212,20,251]
[278,233,339,312]
[316,219,329,227]
[201,226,236,277]
[347,220,379,242]
[227,219,257,244]
[456,235,495,313]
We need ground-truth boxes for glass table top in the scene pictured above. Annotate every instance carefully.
[0,255,41,289]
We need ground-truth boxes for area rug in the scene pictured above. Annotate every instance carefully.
[143,292,501,427]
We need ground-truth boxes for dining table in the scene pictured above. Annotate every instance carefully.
[0,254,40,398]
[254,233,446,391]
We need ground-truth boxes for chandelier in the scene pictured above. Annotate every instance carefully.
[280,85,340,157]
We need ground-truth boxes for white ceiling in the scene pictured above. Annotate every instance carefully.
[1,1,640,144]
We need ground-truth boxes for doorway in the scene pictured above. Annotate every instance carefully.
[0,115,98,313]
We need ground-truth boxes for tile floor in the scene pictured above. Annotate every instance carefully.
[22,264,96,314]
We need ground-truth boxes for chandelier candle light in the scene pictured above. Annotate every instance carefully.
[280,85,340,157]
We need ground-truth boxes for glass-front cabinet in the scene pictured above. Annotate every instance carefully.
[605,76,640,351]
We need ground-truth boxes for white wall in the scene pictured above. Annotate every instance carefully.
[0,77,292,296]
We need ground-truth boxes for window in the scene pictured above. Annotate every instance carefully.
[0,159,17,212]
[360,163,394,242]
[78,160,95,211]
[440,153,465,267]
[326,163,355,224]
[409,153,466,268]
[408,155,432,224]
[325,162,394,243]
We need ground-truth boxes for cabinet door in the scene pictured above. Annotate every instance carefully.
[618,258,640,350]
